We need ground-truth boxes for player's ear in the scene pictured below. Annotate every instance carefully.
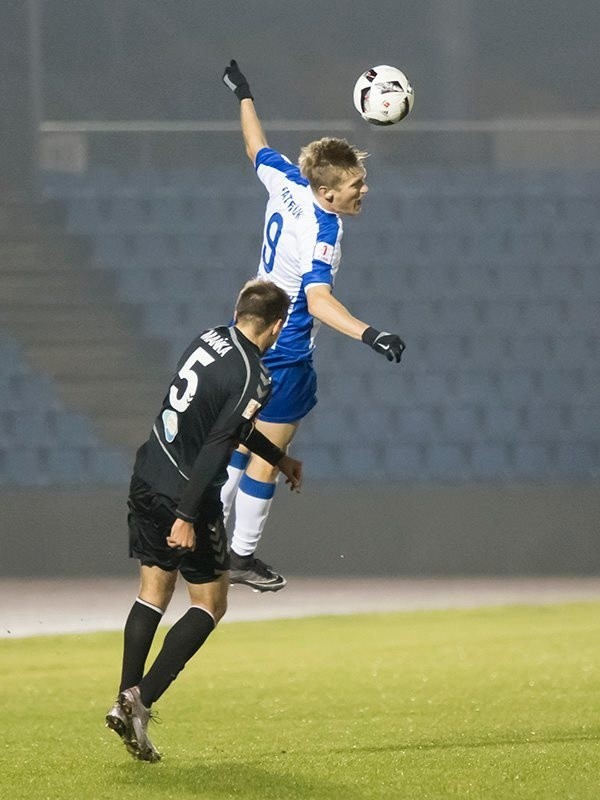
[272,318,284,336]
[318,185,335,203]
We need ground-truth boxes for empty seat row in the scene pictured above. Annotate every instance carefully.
[348,260,600,299]
[300,402,599,444]
[344,227,600,267]
[362,193,600,231]
[44,166,257,197]
[0,445,130,487]
[93,233,262,269]
[89,226,598,278]
[64,191,600,233]
[66,191,264,234]
[0,336,29,378]
[316,367,600,405]
[0,331,133,487]
[291,439,599,482]
[116,266,254,304]
[0,408,103,447]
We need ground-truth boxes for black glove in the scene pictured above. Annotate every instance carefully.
[222,59,253,101]
[362,326,405,363]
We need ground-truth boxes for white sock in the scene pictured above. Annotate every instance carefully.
[221,451,250,526]
[230,474,276,557]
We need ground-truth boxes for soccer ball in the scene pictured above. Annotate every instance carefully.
[353,65,414,126]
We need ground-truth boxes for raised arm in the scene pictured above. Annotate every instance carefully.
[240,99,268,164]
[222,59,268,164]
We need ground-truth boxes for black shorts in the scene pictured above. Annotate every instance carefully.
[127,475,229,584]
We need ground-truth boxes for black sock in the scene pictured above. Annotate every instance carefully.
[119,599,163,693]
[138,607,215,707]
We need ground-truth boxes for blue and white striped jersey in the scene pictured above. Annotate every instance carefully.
[254,147,343,367]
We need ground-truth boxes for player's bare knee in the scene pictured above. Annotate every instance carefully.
[247,454,279,483]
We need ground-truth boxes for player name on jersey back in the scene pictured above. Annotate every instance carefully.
[200,329,233,357]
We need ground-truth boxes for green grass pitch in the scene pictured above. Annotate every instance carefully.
[1,602,599,799]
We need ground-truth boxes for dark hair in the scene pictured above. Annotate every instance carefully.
[235,279,291,332]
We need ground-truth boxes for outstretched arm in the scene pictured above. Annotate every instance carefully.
[306,284,406,363]
[306,283,369,339]
[222,59,268,164]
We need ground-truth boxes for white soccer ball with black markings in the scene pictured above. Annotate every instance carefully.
[353,65,414,125]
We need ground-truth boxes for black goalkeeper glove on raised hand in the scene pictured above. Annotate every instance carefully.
[362,326,406,363]
[222,59,253,101]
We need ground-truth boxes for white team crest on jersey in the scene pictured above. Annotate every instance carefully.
[241,399,261,420]
[314,241,334,265]
[162,409,179,443]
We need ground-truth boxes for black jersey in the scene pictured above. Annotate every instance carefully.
[132,325,281,521]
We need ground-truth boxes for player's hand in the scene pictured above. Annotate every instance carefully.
[167,518,196,551]
[362,326,406,363]
[278,454,303,493]
[222,59,253,101]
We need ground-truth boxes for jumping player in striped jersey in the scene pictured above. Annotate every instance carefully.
[221,60,406,592]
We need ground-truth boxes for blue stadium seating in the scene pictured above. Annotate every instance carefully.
[42,166,600,483]
[0,332,130,487]
[471,442,513,479]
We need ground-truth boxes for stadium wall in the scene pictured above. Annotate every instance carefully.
[2,485,599,579]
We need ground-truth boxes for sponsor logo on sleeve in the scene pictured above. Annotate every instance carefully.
[313,241,334,265]
[241,398,261,420]
[162,409,179,443]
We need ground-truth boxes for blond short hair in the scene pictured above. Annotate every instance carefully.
[298,137,368,191]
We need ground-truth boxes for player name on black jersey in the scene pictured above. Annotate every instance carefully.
[199,329,233,357]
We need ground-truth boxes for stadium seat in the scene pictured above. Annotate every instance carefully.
[482,404,525,439]
[88,447,131,484]
[66,196,107,233]
[568,404,600,438]
[338,444,388,481]
[580,371,600,402]
[93,235,132,268]
[441,405,484,441]
[353,407,396,444]
[453,370,498,402]
[524,403,569,439]
[480,299,523,330]
[513,442,554,477]
[463,333,510,366]
[309,407,356,444]
[537,369,584,400]
[396,405,441,444]
[497,370,538,402]
[367,368,417,405]
[292,442,339,479]
[555,443,599,478]
[508,335,554,366]
[382,443,423,478]
[51,410,103,446]
[437,299,483,334]
[45,446,92,485]
[481,196,523,229]
[424,443,471,481]
[471,442,513,480]
[132,234,177,267]
[3,447,48,487]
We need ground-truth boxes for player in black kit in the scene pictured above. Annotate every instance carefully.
[105,279,302,762]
